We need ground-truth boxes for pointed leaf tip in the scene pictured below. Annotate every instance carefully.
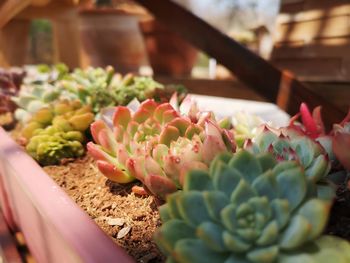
[113,106,131,128]
[97,160,135,183]
[90,120,108,144]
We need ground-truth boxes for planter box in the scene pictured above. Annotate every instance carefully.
[0,96,289,262]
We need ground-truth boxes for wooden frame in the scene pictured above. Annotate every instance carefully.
[135,0,346,128]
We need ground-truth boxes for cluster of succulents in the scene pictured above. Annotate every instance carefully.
[58,66,117,113]
[12,65,169,124]
[12,83,69,124]
[22,63,69,85]
[88,99,235,199]
[58,67,164,113]
[155,151,350,263]
[22,100,94,165]
[112,73,164,106]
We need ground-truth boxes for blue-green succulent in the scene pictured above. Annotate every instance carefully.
[155,151,349,263]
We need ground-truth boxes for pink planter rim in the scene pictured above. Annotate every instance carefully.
[0,127,133,263]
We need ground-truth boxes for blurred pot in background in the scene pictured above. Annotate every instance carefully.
[78,6,148,74]
[139,19,198,77]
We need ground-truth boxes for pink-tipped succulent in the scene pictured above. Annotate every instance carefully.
[88,99,235,199]
[291,103,350,172]
[289,102,326,138]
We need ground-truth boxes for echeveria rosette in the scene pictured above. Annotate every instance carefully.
[244,125,330,185]
[155,151,350,263]
[87,99,235,199]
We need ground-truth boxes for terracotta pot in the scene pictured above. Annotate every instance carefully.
[139,20,198,77]
[78,9,148,74]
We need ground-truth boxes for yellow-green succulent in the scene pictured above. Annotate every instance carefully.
[22,100,94,165]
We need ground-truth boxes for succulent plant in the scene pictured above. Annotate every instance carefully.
[155,150,349,263]
[0,67,25,113]
[112,73,164,106]
[231,112,265,147]
[58,66,116,113]
[22,63,69,85]
[58,67,164,113]
[12,83,71,123]
[88,99,235,199]
[22,100,94,165]
[290,103,350,173]
[244,125,330,184]
[26,129,86,166]
[21,100,93,140]
[0,67,25,90]
[289,103,325,139]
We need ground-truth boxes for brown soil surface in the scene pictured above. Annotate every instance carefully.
[325,179,350,240]
[44,156,165,263]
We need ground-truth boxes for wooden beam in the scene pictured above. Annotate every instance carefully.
[135,0,281,102]
[0,0,31,28]
[135,0,346,126]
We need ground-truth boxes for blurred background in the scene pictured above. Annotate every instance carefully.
[0,0,281,77]
[0,0,349,113]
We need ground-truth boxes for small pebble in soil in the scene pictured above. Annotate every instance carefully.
[107,218,125,226]
[117,226,132,239]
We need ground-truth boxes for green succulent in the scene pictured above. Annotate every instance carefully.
[22,100,94,165]
[23,63,69,85]
[112,73,164,105]
[58,67,164,113]
[58,66,116,113]
[20,100,94,140]
[244,126,330,184]
[155,151,349,263]
[26,130,85,166]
